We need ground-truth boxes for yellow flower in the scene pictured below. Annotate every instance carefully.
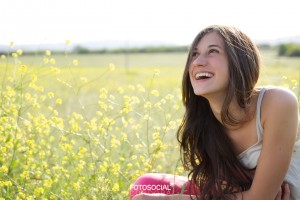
[12,52,18,58]
[17,49,23,55]
[109,63,115,71]
[31,74,37,82]
[0,147,7,153]
[100,88,108,95]
[99,88,108,99]
[1,54,6,60]
[76,160,86,172]
[112,183,119,192]
[17,192,26,199]
[110,135,120,148]
[134,144,142,150]
[45,50,51,56]
[154,102,161,108]
[72,182,80,191]
[121,132,128,141]
[80,77,88,83]
[39,151,46,159]
[1,181,12,187]
[43,57,49,64]
[0,165,8,173]
[62,143,73,151]
[152,132,160,140]
[73,59,79,66]
[156,165,163,171]
[99,161,108,172]
[143,114,150,120]
[50,66,61,74]
[48,92,55,98]
[109,94,115,100]
[127,163,133,169]
[50,58,56,65]
[19,65,28,73]
[173,104,180,110]
[55,98,63,105]
[131,96,140,104]
[137,84,145,92]
[175,166,185,174]
[10,42,14,47]
[117,87,124,94]
[98,101,108,111]
[165,94,174,100]
[151,90,159,97]
[7,76,14,82]
[66,39,71,45]
[144,101,152,109]
[160,98,166,104]
[20,171,30,180]
[111,163,120,176]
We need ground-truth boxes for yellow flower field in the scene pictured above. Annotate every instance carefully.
[0,47,299,199]
[0,49,187,199]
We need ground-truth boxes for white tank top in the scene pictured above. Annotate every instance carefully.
[237,87,300,200]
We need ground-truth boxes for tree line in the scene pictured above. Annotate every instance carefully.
[278,43,300,57]
[72,45,189,54]
[1,44,300,57]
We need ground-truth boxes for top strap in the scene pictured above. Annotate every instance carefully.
[256,87,267,138]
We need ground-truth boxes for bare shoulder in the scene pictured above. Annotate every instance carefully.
[261,86,298,122]
[263,86,298,106]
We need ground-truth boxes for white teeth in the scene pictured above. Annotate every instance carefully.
[195,72,213,80]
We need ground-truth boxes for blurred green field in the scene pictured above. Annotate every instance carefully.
[8,49,300,86]
[258,49,300,91]
[0,49,299,199]
[3,49,300,97]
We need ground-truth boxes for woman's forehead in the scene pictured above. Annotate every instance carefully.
[195,32,225,49]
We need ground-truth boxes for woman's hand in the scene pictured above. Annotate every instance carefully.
[275,183,290,200]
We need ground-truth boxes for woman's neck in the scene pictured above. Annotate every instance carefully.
[207,94,256,130]
[208,99,223,122]
[206,93,228,122]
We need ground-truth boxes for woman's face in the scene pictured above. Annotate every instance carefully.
[189,31,230,100]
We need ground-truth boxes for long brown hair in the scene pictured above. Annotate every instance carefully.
[177,25,261,199]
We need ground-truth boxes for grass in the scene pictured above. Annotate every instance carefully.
[0,48,299,199]
[13,52,188,68]
[258,49,300,98]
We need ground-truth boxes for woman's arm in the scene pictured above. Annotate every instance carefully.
[242,87,298,200]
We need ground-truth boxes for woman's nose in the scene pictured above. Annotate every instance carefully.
[191,54,207,67]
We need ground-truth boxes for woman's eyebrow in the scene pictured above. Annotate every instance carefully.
[208,44,222,49]
[193,44,223,51]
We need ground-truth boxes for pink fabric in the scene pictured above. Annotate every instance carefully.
[130,173,200,200]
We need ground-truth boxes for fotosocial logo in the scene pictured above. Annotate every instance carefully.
[130,184,173,194]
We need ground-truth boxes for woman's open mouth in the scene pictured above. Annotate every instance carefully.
[195,72,213,80]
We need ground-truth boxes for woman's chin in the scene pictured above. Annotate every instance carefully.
[193,89,209,97]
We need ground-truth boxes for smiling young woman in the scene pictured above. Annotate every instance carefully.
[189,32,230,100]
[130,25,300,200]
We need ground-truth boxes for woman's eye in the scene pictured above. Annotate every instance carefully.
[208,49,219,54]
[192,52,199,57]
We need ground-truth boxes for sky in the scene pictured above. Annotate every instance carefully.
[1,0,300,47]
